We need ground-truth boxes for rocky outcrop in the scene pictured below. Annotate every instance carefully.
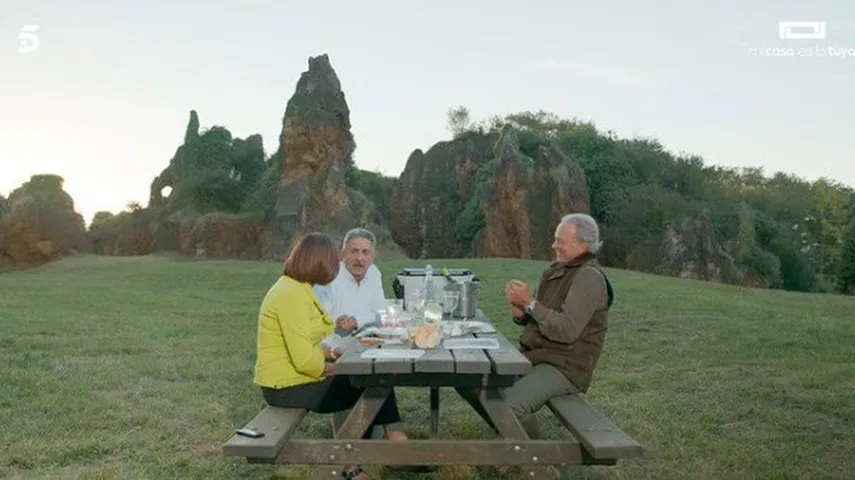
[476,127,590,259]
[151,219,181,253]
[90,108,268,258]
[652,214,742,284]
[0,175,87,270]
[389,128,590,260]
[148,111,266,217]
[389,134,494,258]
[87,207,152,256]
[113,221,153,256]
[83,54,401,262]
[261,54,390,259]
[180,216,263,259]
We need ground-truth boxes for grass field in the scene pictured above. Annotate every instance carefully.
[1,254,854,480]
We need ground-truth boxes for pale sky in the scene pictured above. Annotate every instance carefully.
[2,0,853,225]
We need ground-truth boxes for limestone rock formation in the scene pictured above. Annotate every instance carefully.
[477,127,590,259]
[180,216,263,259]
[389,128,590,260]
[87,207,153,256]
[653,213,742,284]
[148,111,266,218]
[89,109,268,258]
[261,54,389,259]
[0,175,87,270]
[389,135,494,258]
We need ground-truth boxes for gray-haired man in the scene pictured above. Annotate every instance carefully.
[503,213,615,439]
[314,227,387,333]
[314,228,419,451]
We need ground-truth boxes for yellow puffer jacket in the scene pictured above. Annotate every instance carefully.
[253,275,334,389]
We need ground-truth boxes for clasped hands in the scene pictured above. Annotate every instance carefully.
[504,279,534,320]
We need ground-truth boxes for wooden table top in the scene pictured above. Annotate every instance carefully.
[335,309,532,377]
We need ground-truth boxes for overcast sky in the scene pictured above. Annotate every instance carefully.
[2,0,853,224]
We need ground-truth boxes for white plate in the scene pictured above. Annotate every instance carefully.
[361,349,426,359]
[359,326,407,339]
[442,338,500,350]
[460,321,496,333]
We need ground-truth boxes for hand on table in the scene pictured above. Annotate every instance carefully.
[336,315,358,332]
[324,346,343,361]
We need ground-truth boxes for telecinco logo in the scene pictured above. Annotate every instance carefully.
[778,21,826,40]
[18,25,40,54]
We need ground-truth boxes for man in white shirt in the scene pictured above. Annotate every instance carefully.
[315,228,424,454]
[314,228,388,333]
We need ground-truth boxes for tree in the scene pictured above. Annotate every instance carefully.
[838,220,855,294]
[446,106,472,139]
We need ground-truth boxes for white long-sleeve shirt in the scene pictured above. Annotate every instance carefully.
[313,261,387,328]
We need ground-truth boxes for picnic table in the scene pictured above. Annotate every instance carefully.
[223,307,644,479]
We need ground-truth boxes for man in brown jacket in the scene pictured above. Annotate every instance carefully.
[504,213,614,438]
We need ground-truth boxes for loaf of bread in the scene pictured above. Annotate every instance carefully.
[408,323,440,349]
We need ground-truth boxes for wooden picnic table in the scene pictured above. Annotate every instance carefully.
[223,308,644,479]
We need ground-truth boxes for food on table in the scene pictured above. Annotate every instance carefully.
[358,337,384,346]
[408,323,440,349]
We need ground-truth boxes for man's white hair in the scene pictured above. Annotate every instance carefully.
[342,227,377,252]
[559,213,603,254]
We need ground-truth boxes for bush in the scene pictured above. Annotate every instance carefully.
[838,220,855,294]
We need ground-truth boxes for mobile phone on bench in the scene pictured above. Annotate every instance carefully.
[236,427,265,438]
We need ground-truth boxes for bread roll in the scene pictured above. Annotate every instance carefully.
[410,324,440,349]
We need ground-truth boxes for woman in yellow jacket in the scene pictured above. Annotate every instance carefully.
[253,232,404,480]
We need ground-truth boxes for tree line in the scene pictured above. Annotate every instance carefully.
[446,106,855,295]
[81,105,855,295]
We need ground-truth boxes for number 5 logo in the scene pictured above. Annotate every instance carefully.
[18,25,40,54]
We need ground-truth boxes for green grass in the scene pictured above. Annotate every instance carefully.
[1,254,854,479]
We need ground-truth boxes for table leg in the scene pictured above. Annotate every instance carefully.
[470,387,556,480]
[310,387,392,480]
[333,409,382,439]
[453,386,498,433]
[429,387,439,439]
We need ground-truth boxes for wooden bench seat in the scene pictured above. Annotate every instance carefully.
[222,406,307,460]
[547,394,644,463]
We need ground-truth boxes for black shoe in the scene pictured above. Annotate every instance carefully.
[341,466,366,479]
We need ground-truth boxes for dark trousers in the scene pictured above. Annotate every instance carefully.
[262,373,402,439]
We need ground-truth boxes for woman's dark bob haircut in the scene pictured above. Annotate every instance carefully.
[282,232,339,285]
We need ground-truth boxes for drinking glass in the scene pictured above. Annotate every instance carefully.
[385,303,401,326]
[442,290,460,318]
[405,288,425,314]
[376,310,391,327]
[423,301,443,324]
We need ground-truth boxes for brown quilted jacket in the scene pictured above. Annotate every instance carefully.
[518,253,614,392]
